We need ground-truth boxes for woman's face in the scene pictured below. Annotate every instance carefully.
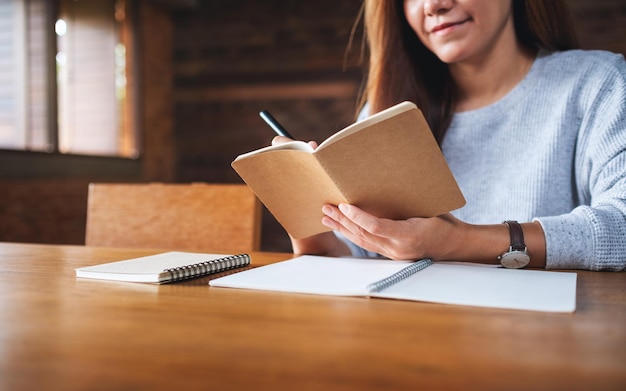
[403,0,515,65]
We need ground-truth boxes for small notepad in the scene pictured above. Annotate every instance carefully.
[209,256,577,313]
[76,251,250,284]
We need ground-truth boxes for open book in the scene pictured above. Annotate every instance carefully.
[232,101,466,239]
[209,256,577,313]
[75,252,250,284]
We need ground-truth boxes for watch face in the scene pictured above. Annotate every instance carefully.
[500,251,530,269]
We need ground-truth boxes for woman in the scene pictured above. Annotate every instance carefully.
[274,0,626,271]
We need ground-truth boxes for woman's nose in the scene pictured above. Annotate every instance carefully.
[423,0,454,16]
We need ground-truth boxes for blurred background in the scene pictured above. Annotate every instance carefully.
[0,0,624,252]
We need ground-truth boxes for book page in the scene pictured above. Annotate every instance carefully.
[374,263,577,313]
[316,101,416,150]
[233,140,314,161]
[210,255,414,296]
[210,256,577,313]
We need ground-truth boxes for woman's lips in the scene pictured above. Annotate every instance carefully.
[431,19,469,34]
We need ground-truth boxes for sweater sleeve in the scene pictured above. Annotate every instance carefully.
[536,54,626,271]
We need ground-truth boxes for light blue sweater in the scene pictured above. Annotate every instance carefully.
[346,50,626,271]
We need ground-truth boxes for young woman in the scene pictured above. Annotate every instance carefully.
[273,0,626,271]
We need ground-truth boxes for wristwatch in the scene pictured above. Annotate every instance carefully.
[498,221,530,269]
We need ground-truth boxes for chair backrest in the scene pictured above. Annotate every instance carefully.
[85,183,262,252]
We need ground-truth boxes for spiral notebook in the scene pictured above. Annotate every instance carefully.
[75,251,250,284]
[209,255,577,313]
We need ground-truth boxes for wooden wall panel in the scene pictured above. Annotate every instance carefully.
[569,0,626,56]
[140,1,176,181]
[171,0,363,251]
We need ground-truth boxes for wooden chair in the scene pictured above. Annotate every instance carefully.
[85,183,262,252]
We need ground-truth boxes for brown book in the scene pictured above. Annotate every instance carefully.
[232,101,466,239]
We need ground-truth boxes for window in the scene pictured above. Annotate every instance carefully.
[0,0,138,158]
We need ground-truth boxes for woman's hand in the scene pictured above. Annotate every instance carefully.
[321,203,546,266]
[320,203,468,261]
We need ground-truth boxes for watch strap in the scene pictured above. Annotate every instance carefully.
[504,221,526,251]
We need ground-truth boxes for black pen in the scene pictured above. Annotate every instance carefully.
[259,110,294,139]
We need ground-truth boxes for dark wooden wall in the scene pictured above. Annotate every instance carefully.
[171,0,363,251]
[0,0,624,252]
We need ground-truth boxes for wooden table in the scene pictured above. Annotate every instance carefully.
[1,242,625,391]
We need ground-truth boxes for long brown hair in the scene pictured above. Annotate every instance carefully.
[356,0,579,144]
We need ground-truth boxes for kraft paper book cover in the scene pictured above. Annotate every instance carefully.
[209,256,578,313]
[232,101,466,239]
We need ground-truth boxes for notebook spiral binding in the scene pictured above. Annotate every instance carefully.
[164,254,251,282]
[366,259,433,293]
